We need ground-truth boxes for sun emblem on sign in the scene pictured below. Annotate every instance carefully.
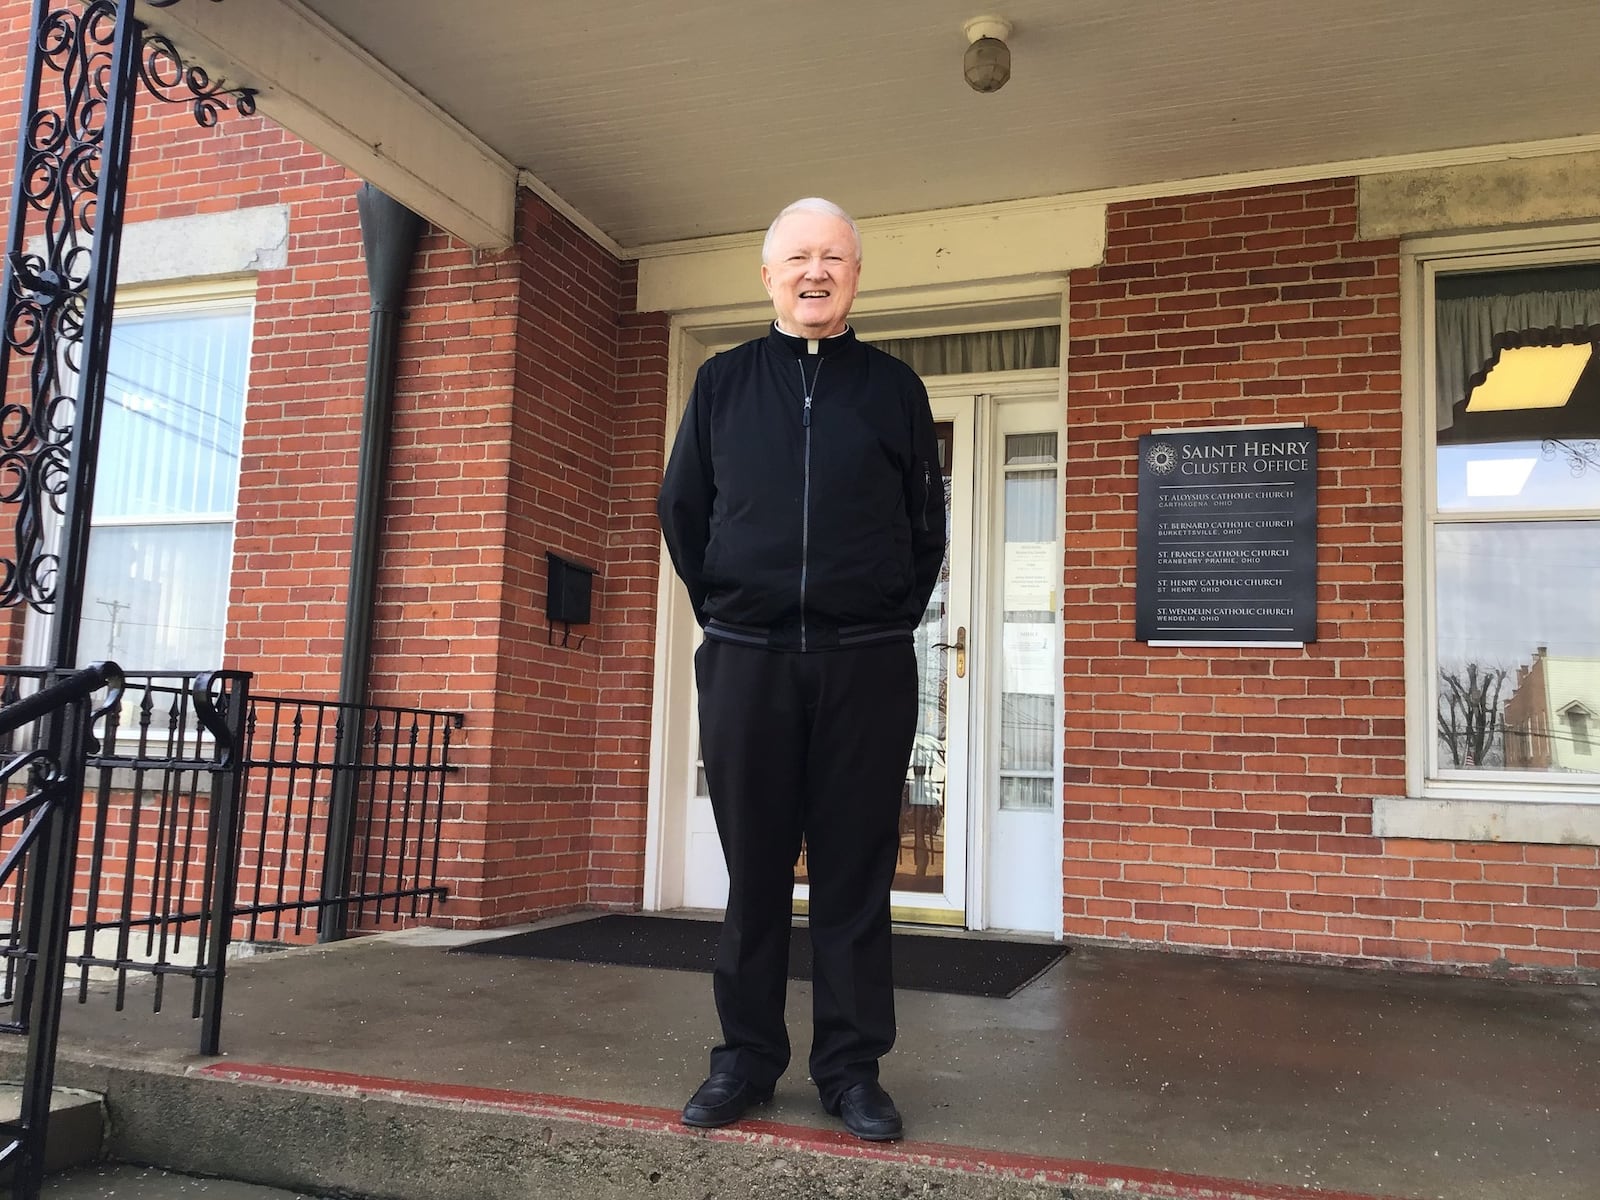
[1145,442,1177,475]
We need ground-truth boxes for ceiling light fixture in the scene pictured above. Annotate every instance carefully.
[1465,343,1592,411]
[963,16,1012,94]
[1465,456,1538,498]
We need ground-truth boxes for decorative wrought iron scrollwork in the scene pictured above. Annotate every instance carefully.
[137,31,257,127]
[1540,438,1600,478]
[0,0,254,628]
[0,0,125,613]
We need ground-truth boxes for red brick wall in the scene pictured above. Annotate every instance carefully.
[0,4,672,929]
[1064,181,1600,975]
[223,162,371,696]
[595,280,672,906]
[439,193,624,921]
[317,188,671,925]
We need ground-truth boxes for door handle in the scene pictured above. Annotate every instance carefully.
[933,626,966,679]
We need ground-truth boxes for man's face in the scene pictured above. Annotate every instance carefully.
[761,210,861,339]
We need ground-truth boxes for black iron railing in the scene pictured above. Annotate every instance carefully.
[0,668,460,1059]
[234,686,460,943]
[0,662,122,1198]
[58,668,248,1056]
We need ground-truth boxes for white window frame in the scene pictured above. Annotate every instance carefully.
[1386,222,1600,844]
[21,277,256,673]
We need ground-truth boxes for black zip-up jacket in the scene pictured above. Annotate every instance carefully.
[658,324,947,652]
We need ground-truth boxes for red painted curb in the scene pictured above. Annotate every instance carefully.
[191,1062,1397,1200]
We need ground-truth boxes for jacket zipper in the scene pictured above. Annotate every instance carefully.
[798,357,822,652]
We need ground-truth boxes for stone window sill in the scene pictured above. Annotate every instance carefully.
[1373,796,1600,846]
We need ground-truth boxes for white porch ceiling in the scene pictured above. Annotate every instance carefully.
[147,0,1600,251]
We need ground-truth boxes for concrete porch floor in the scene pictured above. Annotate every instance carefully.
[33,915,1600,1200]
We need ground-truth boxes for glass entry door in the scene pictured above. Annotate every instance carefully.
[794,396,976,924]
[888,398,974,920]
[675,384,1062,935]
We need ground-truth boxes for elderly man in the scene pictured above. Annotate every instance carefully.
[657,197,946,1142]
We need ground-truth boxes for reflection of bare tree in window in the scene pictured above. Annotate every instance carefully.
[1438,663,1508,767]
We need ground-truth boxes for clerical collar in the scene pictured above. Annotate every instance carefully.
[768,322,857,357]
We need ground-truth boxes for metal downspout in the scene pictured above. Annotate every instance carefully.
[319,185,425,942]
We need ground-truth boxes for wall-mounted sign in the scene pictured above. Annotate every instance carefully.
[1135,425,1318,645]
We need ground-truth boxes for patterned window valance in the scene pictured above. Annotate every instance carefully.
[1436,265,1600,430]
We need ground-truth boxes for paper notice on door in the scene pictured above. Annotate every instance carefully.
[1002,624,1055,695]
[1004,541,1056,612]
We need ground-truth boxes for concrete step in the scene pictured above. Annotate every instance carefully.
[0,1085,105,1178]
[42,1165,330,1199]
[30,1057,1373,1200]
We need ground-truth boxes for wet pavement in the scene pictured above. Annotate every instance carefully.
[43,917,1600,1199]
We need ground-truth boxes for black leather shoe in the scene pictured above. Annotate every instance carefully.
[681,1072,774,1128]
[824,1080,903,1141]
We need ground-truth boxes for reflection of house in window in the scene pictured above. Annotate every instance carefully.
[1563,702,1594,756]
[1503,646,1600,771]
[1513,725,1534,764]
[1430,262,1600,781]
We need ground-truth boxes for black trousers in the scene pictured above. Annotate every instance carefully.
[694,637,918,1102]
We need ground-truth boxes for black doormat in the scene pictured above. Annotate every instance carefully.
[452,914,1067,999]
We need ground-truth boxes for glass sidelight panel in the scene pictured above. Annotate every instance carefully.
[998,434,1059,812]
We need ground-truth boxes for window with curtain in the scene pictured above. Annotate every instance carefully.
[1429,261,1600,784]
[74,297,252,670]
[866,325,1059,377]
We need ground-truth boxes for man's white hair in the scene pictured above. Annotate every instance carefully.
[761,198,862,264]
